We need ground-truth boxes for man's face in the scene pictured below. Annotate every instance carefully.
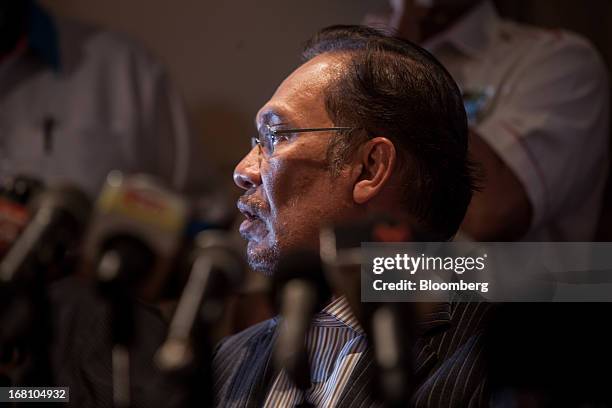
[234,54,358,275]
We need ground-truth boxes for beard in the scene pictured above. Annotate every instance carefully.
[246,239,281,277]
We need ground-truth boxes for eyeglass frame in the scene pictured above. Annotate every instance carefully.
[251,124,358,158]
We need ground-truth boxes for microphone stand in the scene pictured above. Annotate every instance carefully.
[319,217,417,408]
[155,231,245,408]
[96,237,154,408]
[155,254,214,408]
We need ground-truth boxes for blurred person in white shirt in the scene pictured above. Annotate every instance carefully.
[0,0,228,223]
[366,0,610,241]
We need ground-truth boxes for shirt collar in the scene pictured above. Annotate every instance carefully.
[423,0,498,59]
[313,296,452,337]
[27,1,61,71]
[314,296,365,335]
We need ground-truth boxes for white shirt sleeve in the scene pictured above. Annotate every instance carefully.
[135,56,231,222]
[475,33,610,231]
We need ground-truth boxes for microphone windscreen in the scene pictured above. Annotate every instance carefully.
[273,250,331,312]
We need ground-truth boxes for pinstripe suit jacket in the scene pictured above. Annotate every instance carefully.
[213,300,494,407]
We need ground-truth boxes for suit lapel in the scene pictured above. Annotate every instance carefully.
[335,348,377,408]
[333,340,441,408]
[222,321,278,408]
[413,338,439,384]
[249,326,279,408]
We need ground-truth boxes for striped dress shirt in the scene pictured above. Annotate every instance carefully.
[263,296,366,407]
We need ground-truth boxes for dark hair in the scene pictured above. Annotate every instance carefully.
[302,25,474,241]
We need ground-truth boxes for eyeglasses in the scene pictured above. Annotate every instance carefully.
[251,124,356,158]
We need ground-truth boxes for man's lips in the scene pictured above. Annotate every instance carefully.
[239,217,266,240]
[237,200,260,221]
[237,200,267,240]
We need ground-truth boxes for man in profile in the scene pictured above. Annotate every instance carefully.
[214,25,492,407]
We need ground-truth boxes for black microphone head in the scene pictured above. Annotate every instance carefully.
[0,176,45,256]
[1,175,44,205]
[0,184,91,284]
[271,250,332,391]
[273,250,332,313]
[82,172,189,301]
[193,230,246,294]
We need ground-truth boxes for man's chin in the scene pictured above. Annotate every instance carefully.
[246,241,279,277]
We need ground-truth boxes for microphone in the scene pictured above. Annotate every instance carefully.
[366,302,415,407]
[0,182,90,386]
[156,230,245,372]
[0,177,41,258]
[0,175,44,205]
[0,183,91,284]
[319,215,416,407]
[81,171,188,408]
[272,250,331,394]
[155,230,245,408]
[82,171,189,302]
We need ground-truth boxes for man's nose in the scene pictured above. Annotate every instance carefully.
[233,147,262,190]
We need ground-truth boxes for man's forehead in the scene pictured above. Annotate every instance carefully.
[256,53,348,125]
[283,54,348,90]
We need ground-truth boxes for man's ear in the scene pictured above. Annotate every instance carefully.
[353,137,397,204]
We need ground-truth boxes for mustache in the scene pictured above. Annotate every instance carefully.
[237,195,266,219]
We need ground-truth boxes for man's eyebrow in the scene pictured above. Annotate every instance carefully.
[257,109,288,127]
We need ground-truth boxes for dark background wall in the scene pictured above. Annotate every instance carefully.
[495,0,612,77]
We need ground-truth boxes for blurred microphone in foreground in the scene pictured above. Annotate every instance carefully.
[155,230,245,407]
[0,182,91,386]
[80,171,188,408]
[0,176,43,257]
[271,250,331,406]
[320,215,417,407]
[82,171,188,302]
[1,183,90,284]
